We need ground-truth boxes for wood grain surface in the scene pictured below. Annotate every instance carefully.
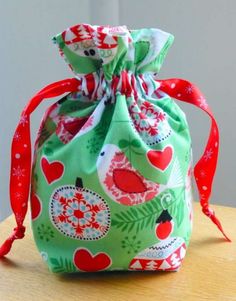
[0,202,235,301]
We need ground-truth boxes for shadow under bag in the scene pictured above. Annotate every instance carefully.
[0,24,230,273]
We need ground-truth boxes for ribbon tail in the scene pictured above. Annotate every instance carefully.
[0,78,80,258]
[210,214,231,242]
[158,78,231,242]
[0,225,26,257]
[201,205,231,242]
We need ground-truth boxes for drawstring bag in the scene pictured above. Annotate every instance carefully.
[0,24,230,273]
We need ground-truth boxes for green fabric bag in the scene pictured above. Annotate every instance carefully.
[0,24,230,273]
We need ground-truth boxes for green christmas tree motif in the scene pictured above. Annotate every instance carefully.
[37,117,56,147]
[49,257,77,273]
[121,235,141,254]
[86,119,110,154]
[44,140,55,156]
[37,224,55,242]
[112,192,185,234]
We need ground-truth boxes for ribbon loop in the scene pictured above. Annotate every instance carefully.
[0,78,81,258]
[158,78,231,242]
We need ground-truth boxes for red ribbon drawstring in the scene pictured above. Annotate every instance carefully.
[0,78,81,258]
[0,76,230,259]
[158,78,231,242]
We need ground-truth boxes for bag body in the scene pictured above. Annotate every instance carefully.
[31,81,193,273]
[0,24,230,273]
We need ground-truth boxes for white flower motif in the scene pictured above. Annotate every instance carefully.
[198,96,208,109]
[12,165,26,179]
[204,149,213,161]
[14,131,21,141]
[199,169,206,178]
[14,192,22,200]
[200,193,206,200]
[185,85,193,94]
[40,251,48,262]
[19,115,28,127]
[15,212,24,223]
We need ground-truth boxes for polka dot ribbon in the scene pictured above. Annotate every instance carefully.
[0,78,81,258]
[158,78,231,242]
[0,77,230,259]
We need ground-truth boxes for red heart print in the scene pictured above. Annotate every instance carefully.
[41,157,64,184]
[147,146,173,171]
[73,248,112,272]
[30,193,42,220]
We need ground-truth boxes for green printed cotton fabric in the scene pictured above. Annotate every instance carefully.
[30,24,193,273]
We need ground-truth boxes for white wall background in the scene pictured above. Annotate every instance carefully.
[0,0,235,221]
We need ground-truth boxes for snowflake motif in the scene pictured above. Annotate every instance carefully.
[86,136,101,154]
[62,194,96,229]
[204,149,213,161]
[121,236,141,254]
[12,165,26,179]
[19,115,28,127]
[200,193,206,201]
[15,212,24,223]
[198,96,208,109]
[37,224,55,242]
[50,186,110,240]
[13,131,21,141]
[128,101,171,145]
[185,85,193,94]
[199,169,206,178]
[14,192,23,201]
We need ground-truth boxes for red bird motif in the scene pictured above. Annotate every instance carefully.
[113,168,147,193]
[97,144,160,205]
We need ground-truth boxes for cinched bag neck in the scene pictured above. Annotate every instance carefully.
[71,70,161,102]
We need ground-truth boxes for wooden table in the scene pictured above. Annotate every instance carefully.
[0,202,235,301]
